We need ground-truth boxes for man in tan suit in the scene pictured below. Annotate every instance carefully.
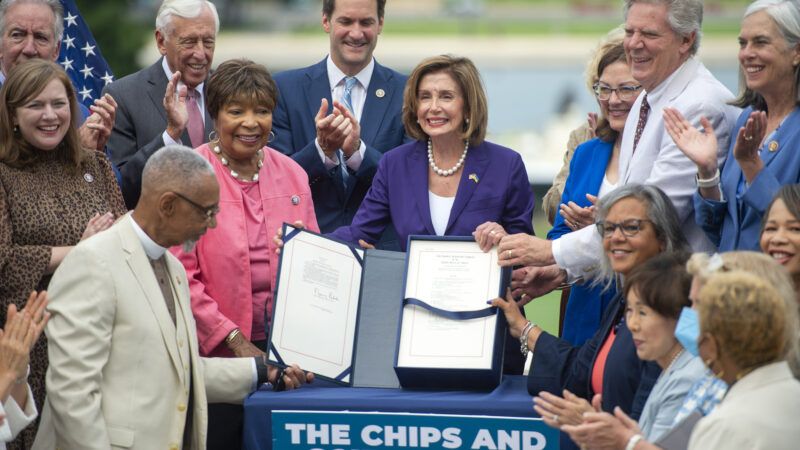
[33,145,312,450]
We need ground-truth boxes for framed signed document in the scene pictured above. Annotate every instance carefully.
[268,225,364,384]
[268,225,407,387]
[394,236,509,390]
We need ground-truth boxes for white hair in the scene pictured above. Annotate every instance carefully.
[155,0,219,38]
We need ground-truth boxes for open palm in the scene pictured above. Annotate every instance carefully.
[663,107,718,174]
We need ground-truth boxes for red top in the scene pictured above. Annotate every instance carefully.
[591,326,617,395]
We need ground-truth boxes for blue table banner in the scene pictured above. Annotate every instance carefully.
[271,410,559,450]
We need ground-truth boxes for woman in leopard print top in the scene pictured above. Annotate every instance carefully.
[0,60,125,448]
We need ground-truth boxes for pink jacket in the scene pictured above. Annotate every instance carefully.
[172,144,319,356]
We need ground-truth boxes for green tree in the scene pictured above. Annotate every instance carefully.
[74,0,150,78]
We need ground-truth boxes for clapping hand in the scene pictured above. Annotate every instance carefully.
[663,108,719,177]
[0,291,50,397]
[78,94,118,151]
[315,99,352,158]
[334,101,362,158]
[559,194,598,231]
[533,389,595,429]
[561,401,642,450]
[733,110,767,183]
[163,71,189,141]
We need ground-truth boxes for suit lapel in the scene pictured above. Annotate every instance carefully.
[145,60,169,125]
[119,216,183,376]
[305,60,334,124]
[409,141,436,234]
[360,62,395,145]
[446,143,489,233]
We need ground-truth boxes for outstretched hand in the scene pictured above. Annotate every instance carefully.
[663,107,719,177]
[272,221,306,254]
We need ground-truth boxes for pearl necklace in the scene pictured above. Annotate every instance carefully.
[427,138,468,177]
[212,144,264,182]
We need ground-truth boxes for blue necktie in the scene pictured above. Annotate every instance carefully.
[339,77,358,189]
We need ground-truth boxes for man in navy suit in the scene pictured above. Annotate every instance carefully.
[272,0,407,248]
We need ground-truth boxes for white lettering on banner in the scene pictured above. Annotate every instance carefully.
[284,423,352,445]
[361,425,383,446]
[471,429,547,450]
[358,425,463,447]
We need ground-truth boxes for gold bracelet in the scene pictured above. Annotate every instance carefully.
[225,328,241,345]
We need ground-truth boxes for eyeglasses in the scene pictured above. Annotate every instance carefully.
[172,191,219,220]
[596,219,653,238]
[592,83,642,101]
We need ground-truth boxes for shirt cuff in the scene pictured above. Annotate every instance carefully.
[250,358,259,392]
[162,130,182,147]
[316,138,339,170]
[344,141,366,172]
[552,226,602,279]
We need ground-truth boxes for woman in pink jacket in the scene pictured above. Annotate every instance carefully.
[171,59,318,449]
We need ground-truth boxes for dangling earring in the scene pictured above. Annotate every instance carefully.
[13,125,18,133]
[208,130,218,143]
[268,130,276,143]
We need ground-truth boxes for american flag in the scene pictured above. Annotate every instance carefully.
[58,0,114,109]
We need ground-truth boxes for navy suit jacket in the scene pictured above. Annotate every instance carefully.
[547,138,616,345]
[272,58,408,243]
[695,106,800,251]
[329,140,535,251]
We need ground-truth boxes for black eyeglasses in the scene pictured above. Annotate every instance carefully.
[592,83,642,101]
[172,191,219,220]
[596,219,653,238]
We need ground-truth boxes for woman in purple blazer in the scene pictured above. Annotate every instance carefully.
[329,55,534,374]
[330,55,534,252]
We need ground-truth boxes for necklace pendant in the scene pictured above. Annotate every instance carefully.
[230,170,239,179]
[252,173,259,182]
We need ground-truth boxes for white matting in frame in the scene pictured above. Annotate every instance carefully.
[397,238,502,370]
[269,226,363,383]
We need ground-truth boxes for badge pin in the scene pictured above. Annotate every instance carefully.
[291,195,300,205]
[375,89,385,98]
[83,173,94,183]
[468,173,479,184]
[768,140,779,152]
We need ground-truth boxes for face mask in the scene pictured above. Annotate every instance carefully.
[675,307,700,357]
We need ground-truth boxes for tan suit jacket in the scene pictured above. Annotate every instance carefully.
[33,214,253,450]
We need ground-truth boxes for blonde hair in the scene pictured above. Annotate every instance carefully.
[688,251,799,375]
[698,271,789,372]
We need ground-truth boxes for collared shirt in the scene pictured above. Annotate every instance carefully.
[130,215,167,260]
[161,57,207,147]
[674,371,728,425]
[314,56,373,171]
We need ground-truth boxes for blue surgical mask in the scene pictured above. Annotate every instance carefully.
[675,307,700,357]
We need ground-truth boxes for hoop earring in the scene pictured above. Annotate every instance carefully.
[208,130,218,143]
[268,130,275,143]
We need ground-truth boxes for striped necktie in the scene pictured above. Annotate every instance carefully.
[339,77,358,188]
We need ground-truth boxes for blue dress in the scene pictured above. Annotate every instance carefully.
[547,137,617,345]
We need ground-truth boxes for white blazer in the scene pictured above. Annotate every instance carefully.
[554,58,740,275]
[33,215,254,450]
[689,361,800,450]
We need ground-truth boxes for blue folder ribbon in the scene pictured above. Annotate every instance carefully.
[402,298,497,320]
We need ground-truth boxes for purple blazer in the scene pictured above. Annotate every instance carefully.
[330,140,534,251]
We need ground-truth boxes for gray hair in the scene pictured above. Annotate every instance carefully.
[155,0,219,38]
[732,0,800,109]
[0,0,63,42]
[141,145,214,196]
[623,0,703,55]
[593,184,690,289]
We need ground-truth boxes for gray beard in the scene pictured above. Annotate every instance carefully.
[182,239,197,253]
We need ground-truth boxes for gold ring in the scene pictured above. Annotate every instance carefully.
[507,250,513,259]
[489,230,496,235]
[553,414,559,423]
